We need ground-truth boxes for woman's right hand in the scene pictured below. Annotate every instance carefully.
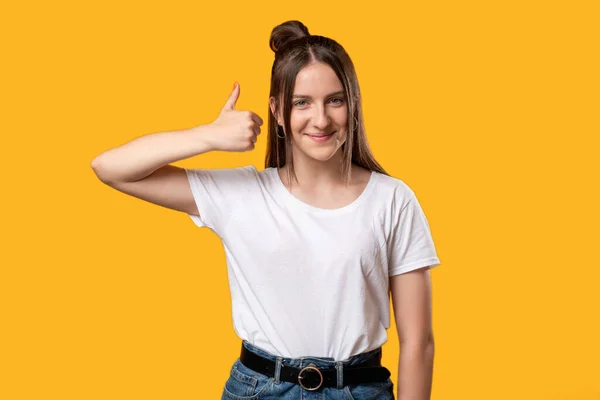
[204,82,264,152]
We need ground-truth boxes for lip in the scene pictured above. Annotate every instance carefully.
[306,132,335,142]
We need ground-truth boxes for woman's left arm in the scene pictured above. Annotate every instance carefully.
[390,266,435,400]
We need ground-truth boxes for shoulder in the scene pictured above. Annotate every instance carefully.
[218,165,276,193]
[243,165,275,184]
[372,171,416,208]
[184,165,270,196]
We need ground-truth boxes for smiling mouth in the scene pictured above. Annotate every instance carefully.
[306,132,334,137]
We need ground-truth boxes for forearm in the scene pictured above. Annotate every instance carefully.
[91,124,215,183]
[397,341,435,400]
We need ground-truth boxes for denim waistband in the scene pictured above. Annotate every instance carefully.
[241,340,383,369]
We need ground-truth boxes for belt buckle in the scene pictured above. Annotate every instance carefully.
[297,363,324,391]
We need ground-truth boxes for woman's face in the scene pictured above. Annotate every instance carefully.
[271,62,348,163]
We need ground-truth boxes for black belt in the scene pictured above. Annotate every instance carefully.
[239,344,391,391]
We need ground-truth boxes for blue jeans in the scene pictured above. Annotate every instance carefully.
[221,340,395,399]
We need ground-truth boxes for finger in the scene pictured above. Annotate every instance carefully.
[248,112,263,126]
[252,125,260,136]
[222,82,240,111]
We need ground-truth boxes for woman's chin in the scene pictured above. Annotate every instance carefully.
[303,147,344,162]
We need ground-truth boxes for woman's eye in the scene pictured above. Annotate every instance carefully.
[293,98,345,107]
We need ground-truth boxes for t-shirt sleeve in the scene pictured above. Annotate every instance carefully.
[388,189,441,276]
[183,165,253,235]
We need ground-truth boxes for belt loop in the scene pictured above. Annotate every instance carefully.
[335,361,343,389]
[274,357,283,384]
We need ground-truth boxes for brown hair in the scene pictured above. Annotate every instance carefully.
[265,20,389,186]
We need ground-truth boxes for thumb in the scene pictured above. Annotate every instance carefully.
[222,81,240,112]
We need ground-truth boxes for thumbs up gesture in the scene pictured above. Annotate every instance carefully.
[207,82,264,152]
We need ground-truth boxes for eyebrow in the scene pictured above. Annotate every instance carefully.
[292,90,345,99]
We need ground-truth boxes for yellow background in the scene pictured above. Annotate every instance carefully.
[2,0,599,399]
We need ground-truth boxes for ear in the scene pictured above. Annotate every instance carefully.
[269,96,282,124]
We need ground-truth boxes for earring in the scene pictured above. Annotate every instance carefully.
[277,124,285,139]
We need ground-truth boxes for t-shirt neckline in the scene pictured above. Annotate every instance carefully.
[269,167,378,215]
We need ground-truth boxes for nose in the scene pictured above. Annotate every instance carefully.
[312,104,331,130]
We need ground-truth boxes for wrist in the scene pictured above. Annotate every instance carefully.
[188,124,218,153]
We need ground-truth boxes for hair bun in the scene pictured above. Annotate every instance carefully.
[269,20,310,54]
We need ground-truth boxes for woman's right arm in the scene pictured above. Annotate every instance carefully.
[91,125,217,216]
[90,82,263,217]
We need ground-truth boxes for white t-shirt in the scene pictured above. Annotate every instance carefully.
[184,165,441,361]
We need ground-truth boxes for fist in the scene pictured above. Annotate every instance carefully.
[207,82,264,152]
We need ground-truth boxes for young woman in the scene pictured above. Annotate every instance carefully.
[92,20,441,400]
